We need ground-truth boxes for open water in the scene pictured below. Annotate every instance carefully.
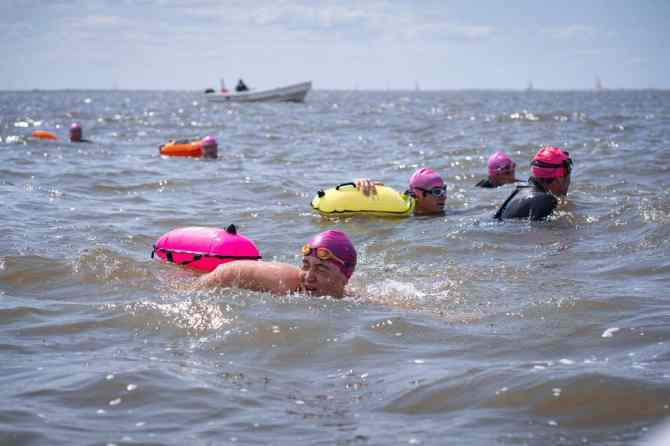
[1,89,670,445]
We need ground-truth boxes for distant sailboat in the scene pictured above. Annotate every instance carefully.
[526,81,534,92]
[595,75,604,91]
[415,80,421,91]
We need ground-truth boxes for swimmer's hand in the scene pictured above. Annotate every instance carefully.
[355,178,384,196]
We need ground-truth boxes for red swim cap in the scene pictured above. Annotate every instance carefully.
[531,146,572,179]
[304,230,357,280]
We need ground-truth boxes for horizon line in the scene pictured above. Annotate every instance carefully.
[2,87,669,93]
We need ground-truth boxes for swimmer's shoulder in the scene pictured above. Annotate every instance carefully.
[475,178,495,188]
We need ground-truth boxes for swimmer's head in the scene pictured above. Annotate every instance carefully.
[531,146,572,196]
[300,230,356,298]
[69,122,82,142]
[408,167,446,215]
[303,230,356,280]
[531,146,572,179]
[201,135,218,159]
[488,151,516,178]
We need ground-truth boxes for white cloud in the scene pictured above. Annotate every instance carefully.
[80,15,125,27]
[408,23,496,44]
[543,24,610,42]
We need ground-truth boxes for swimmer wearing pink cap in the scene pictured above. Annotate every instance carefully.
[476,151,520,188]
[201,135,218,159]
[355,166,447,215]
[197,230,357,299]
[495,146,573,221]
[407,167,447,214]
[69,122,91,143]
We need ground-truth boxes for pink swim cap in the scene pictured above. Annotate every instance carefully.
[531,146,572,179]
[409,167,444,190]
[202,135,217,147]
[304,230,357,280]
[70,122,81,132]
[488,151,515,177]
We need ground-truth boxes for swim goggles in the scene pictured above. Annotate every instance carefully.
[531,153,572,176]
[493,161,516,174]
[302,244,345,265]
[414,185,447,198]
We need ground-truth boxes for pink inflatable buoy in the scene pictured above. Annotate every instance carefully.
[152,225,261,272]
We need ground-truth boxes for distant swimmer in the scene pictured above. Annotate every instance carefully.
[356,167,447,215]
[476,151,521,188]
[158,135,219,158]
[197,230,357,299]
[235,78,249,92]
[201,135,218,159]
[494,146,572,221]
[69,122,92,143]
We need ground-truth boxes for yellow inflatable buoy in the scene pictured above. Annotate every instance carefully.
[311,183,415,217]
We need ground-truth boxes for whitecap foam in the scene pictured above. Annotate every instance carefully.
[602,327,620,338]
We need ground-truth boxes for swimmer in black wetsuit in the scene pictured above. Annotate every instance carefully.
[476,150,521,188]
[201,135,218,159]
[69,123,92,143]
[494,146,572,221]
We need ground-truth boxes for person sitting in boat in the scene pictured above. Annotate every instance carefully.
[355,167,447,215]
[196,230,357,299]
[476,151,520,188]
[69,122,91,143]
[494,146,573,221]
[235,78,249,92]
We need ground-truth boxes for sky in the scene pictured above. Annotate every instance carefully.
[2,0,669,91]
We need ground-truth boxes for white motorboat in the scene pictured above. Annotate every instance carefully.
[205,81,311,103]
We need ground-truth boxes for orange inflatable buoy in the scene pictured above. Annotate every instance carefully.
[31,130,58,141]
[159,139,203,157]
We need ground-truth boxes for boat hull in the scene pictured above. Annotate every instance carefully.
[205,81,311,103]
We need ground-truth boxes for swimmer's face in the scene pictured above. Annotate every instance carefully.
[203,144,218,159]
[492,169,517,185]
[413,184,446,215]
[70,129,82,142]
[547,173,571,196]
[299,255,347,298]
[556,173,571,196]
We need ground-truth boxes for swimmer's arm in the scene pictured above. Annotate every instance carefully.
[196,260,301,295]
[354,178,384,196]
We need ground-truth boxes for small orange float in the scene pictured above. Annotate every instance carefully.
[31,130,58,141]
[159,139,203,157]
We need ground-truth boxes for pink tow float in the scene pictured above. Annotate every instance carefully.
[152,225,261,272]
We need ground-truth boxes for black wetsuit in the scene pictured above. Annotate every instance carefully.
[494,178,558,221]
[476,177,497,188]
[476,178,524,189]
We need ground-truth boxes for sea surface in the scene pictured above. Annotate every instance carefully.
[1,89,670,445]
